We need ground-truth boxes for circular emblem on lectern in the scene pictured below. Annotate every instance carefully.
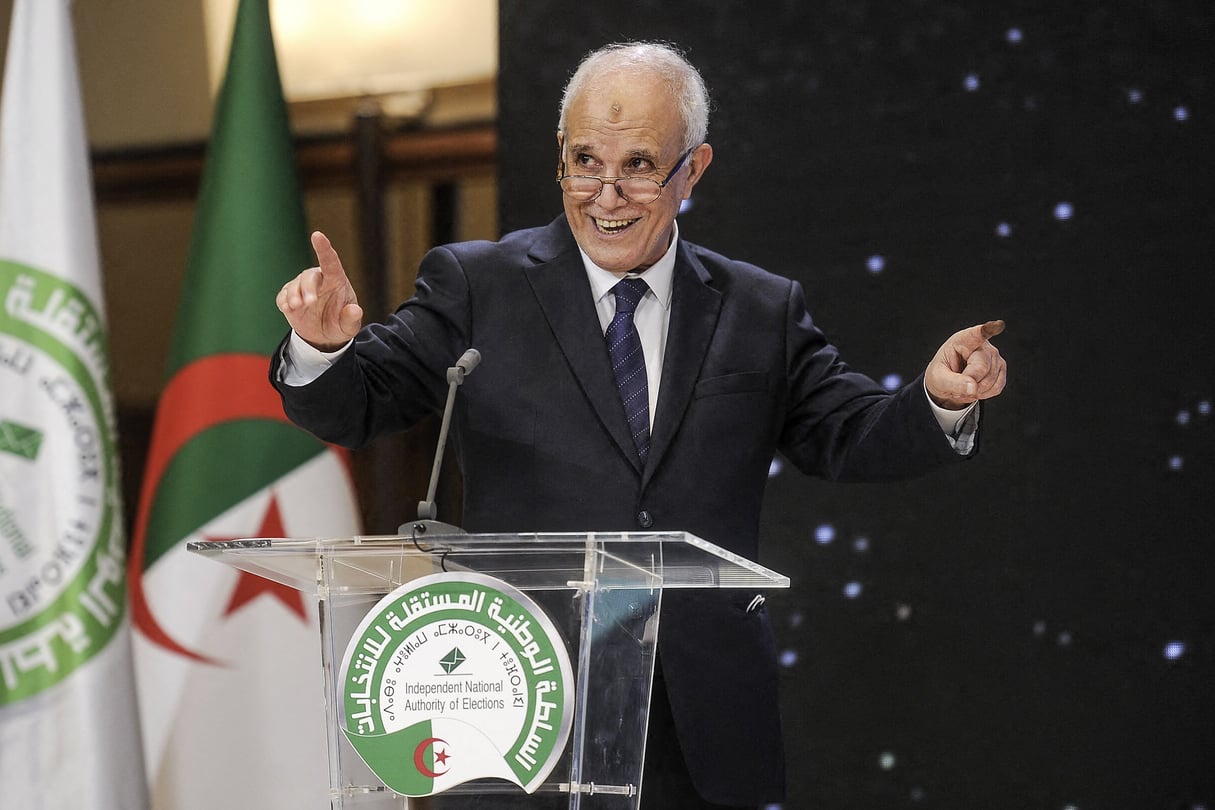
[338,572,574,797]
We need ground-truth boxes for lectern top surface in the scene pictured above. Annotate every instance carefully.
[187,530,790,596]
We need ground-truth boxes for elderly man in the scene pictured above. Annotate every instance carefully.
[274,41,1006,809]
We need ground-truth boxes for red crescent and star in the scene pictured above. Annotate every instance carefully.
[413,737,452,779]
[126,353,350,666]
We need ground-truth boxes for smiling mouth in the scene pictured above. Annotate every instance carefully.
[593,216,639,234]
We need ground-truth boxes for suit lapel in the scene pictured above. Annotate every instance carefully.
[524,220,644,472]
[645,244,721,486]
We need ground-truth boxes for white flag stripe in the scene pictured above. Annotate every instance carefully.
[140,601,327,810]
[429,717,519,790]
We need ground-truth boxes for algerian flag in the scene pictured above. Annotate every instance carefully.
[0,1,149,808]
[347,717,518,796]
[127,1,360,807]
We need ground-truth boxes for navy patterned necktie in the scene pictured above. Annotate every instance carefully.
[606,277,651,464]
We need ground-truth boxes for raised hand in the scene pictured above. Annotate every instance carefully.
[276,231,364,351]
[925,320,1008,410]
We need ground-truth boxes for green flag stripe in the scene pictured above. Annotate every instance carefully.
[344,720,436,796]
[142,420,323,568]
[164,0,311,376]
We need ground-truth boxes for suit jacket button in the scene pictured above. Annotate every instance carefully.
[636,510,654,529]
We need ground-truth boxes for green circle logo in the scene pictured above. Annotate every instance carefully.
[0,261,124,705]
[338,572,574,797]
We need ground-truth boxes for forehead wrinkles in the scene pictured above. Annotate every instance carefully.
[565,69,675,150]
[566,107,663,140]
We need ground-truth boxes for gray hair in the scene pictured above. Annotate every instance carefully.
[558,42,710,152]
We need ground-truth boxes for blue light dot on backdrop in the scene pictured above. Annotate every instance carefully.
[1173,106,1189,122]
[815,524,835,544]
[844,581,863,599]
[1169,455,1184,471]
[1006,27,1023,44]
[1054,202,1074,220]
[996,222,1012,237]
[882,373,902,391]
[867,254,885,274]
[964,72,980,92]
[1164,641,1186,660]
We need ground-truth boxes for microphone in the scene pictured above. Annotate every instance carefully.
[408,348,480,534]
[450,348,481,382]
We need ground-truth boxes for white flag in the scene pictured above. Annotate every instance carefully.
[0,1,149,808]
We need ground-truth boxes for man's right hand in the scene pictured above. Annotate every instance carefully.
[276,231,364,351]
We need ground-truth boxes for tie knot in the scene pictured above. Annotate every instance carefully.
[612,277,649,315]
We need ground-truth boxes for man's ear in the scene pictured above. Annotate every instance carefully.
[682,142,714,198]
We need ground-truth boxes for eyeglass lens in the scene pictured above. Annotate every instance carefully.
[560,176,663,203]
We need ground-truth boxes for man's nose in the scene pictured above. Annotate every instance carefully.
[599,180,628,206]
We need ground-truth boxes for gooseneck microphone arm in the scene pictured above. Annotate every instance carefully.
[416,348,480,523]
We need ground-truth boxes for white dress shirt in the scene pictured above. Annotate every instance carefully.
[579,222,679,430]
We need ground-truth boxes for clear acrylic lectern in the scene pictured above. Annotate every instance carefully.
[190,530,788,809]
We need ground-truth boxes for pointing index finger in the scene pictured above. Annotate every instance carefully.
[311,230,346,279]
[980,319,1006,341]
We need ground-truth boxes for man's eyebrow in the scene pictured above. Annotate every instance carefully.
[566,143,659,162]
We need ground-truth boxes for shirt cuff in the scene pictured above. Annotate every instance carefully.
[924,382,980,456]
[278,331,353,387]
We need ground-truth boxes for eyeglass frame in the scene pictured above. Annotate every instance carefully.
[555,143,698,203]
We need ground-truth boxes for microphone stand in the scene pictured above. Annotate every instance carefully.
[401,348,480,539]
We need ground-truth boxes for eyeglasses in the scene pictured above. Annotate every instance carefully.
[557,146,696,204]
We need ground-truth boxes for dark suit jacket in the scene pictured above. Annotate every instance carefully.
[272,216,970,804]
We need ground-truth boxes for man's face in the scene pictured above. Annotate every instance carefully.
[559,70,712,273]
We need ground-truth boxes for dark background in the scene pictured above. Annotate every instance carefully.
[498,2,1213,808]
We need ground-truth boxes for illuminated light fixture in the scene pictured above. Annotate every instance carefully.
[202,0,497,111]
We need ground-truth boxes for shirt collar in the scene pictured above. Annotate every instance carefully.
[579,220,678,311]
